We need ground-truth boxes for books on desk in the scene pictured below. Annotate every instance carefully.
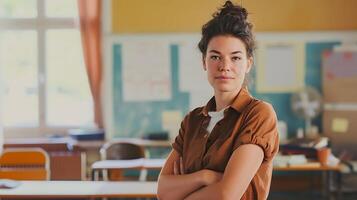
[68,128,105,141]
[274,154,308,167]
[279,137,329,159]
[286,162,321,168]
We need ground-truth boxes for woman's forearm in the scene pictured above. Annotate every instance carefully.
[184,182,227,200]
[157,169,223,200]
[157,170,206,200]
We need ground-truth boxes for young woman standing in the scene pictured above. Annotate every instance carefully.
[158,1,279,199]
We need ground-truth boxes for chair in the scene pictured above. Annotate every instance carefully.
[95,142,146,181]
[5,140,86,180]
[0,148,50,180]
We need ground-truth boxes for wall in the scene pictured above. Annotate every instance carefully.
[0,63,3,153]
[104,0,357,139]
[112,0,357,33]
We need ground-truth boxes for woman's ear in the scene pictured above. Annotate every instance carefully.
[246,56,253,73]
[202,55,207,71]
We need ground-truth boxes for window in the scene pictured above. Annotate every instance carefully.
[0,0,94,136]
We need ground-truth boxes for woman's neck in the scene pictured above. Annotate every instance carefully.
[214,88,241,111]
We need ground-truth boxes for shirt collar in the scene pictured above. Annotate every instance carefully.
[200,87,253,116]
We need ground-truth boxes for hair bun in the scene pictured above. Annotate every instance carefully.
[198,0,255,58]
[214,1,248,21]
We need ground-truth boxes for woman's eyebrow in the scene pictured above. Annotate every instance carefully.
[231,51,243,54]
[208,50,243,54]
[209,50,221,54]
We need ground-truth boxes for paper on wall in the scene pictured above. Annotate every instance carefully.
[332,118,349,133]
[256,42,305,93]
[162,110,182,141]
[122,41,171,102]
[179,41,212,109]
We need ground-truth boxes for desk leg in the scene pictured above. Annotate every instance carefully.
[328,171,333,200]
[322,171,327,199]
[326,170,341,200]
[92,169,99,181]
[322,171,333,200]
[329,170,343,200]
[103,169,108,181]
[337,171,342,200]
[139,169,148,181]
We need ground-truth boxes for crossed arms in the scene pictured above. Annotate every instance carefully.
[157,144,264,200]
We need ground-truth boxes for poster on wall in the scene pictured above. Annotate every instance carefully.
[179,41,212,109]
[256,42,305,93]
[122,41,172,102]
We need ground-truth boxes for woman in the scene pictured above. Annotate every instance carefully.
[157,1,279,199]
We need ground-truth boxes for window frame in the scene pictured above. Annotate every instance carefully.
[0,0,92,138]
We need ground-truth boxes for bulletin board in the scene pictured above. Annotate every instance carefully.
[322,51,357,158]
[322,51,357,102]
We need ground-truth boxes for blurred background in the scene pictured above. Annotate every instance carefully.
[0,0,357,199]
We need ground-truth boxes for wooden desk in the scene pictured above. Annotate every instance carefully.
[72,138,172,150]
[5,137,171,180]
[0,181,157,199]
[273,163,342,200]
[4,138,85,180]
[91,158,165,181]
[274,162,341,171]
[92,158,165,170]
[5,137,172,150]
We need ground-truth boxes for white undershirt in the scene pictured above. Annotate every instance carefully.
[206,108,226,134]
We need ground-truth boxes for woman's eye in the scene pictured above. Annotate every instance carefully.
[210,55,220,60]
[232,56,241,61]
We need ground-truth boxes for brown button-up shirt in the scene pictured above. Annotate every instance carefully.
[172,88,279,200]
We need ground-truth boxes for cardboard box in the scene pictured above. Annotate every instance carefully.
[323,110,357,159]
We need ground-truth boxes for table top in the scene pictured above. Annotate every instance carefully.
[0,181,158,198]
[5,137,172,150]
[91,158,166,170]
[91,159,341,172]
[273,162,342,171]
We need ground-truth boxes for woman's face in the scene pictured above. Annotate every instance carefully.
[203,35,252,95]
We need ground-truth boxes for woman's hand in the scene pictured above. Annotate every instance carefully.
[173,156,222,185]
[201,169,223,186]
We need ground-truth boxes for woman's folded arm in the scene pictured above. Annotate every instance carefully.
[157,150,223,200]
[184,144,264,200]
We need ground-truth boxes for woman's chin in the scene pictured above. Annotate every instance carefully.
[214,86,240,93]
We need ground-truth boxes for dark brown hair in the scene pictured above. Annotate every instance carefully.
[198,1,255,58]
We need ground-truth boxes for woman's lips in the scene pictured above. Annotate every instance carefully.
[215,75,234,80]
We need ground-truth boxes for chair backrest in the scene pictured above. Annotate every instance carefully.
[100,142,145,160]
[0,148,50,180]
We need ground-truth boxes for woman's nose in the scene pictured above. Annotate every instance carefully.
[218,59,231,71]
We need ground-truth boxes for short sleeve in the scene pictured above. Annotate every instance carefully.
[171,113,190,156]
[233,102,279,161]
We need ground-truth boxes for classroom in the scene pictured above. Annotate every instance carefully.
[0,0,357,199]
